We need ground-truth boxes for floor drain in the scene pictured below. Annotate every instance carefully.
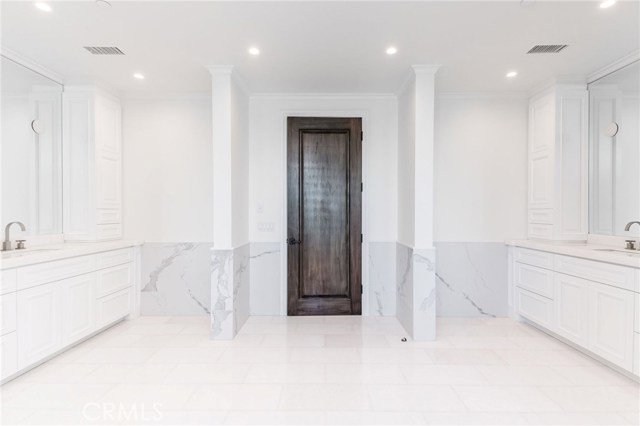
[401,337,407,342]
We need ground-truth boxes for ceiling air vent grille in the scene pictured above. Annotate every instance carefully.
[527,45,568,54]
[84,46,125,55]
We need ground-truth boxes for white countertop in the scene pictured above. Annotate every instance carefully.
[506,239,640,269]
[0,240,143,270]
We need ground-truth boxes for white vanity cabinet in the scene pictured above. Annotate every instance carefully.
[511,246,639,377]
[527,85,589,241]
[63,86,122,241]
[0,246,136,382]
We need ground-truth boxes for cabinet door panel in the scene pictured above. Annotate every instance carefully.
[0,332,18,380]
[554,273,589,346]
[588,283,634,371]
[17,283,62,369]
[62,274,96,344]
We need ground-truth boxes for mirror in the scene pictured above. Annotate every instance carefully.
[589,60,640,238]
[1,56,63,236]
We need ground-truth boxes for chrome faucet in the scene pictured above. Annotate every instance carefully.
[624,221,640,251]
[3,221,26,251]
[624,221,640,232]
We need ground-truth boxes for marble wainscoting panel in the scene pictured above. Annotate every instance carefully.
[233,243,250,334]
[211,249,234,340]
[140,242,212,316]
[412,248,436,341]
[396,243,437,341]
[249,242,281,315]
[369,242,397,316]
[434,242,508,318]
[396,242,414,337]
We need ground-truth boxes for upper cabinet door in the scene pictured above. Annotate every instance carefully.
[588,282,635,371]
[16,282,63,369]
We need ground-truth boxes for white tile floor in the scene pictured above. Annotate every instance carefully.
[1,315,639,425]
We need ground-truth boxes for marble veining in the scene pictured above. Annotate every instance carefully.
[140,242,212,316]
[368,242,396,316]
[233,244,250,334]
[249,242,281,316]
[211,249,234,339]
[435,242,507,318]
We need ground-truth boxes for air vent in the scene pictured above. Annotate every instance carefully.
[83,46,125,55]
[527,45,568,54]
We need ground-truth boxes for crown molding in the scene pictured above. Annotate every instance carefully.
[249,93,396,101]
[436,91,529,100]
[1,46,64,85]
[587,50,640,84]
[411,64,442,75]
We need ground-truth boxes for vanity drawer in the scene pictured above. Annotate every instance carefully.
[515,262,555,298]
[528,209,553,224]
[0,332,18,380]
[1,269,17,295]
[96,208,121,225]
[0,293,17,336]
[555,255,637,292]
[514,247,554,269]
[96,287,131,328]
[96,248,133,270]
[516,287,555,330]
[97,263,132,297]
[17,255,96,291]
[96,224,122,241]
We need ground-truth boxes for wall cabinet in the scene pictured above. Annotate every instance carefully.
[528,85,588,241]
[510,246,639,377]
[1,247,135,382]
[63,86,122,241]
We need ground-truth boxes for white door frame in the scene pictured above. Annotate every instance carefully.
[280,109,371,316]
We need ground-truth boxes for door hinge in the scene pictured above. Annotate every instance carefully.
[361,131,363,141]
[361,284,363,294]
[361,234,363,243]
[361,182,363,192]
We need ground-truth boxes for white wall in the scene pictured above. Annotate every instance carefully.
[434,96,528,242]
[248,95,398,243]
[122,97,213,242]
[397,80,416,247]
[231,82,250,247]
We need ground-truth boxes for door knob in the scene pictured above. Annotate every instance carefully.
[287,237,302,245]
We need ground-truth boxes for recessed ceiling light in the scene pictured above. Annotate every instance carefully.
[386,46,398,55]
[249,47,260,56]
[133,73,145,80]
[506,71,518,78]
[600,0,616,8]
[34,2,52,12]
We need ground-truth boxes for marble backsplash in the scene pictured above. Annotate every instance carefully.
[434,242,508,317]
[140,242,212,315]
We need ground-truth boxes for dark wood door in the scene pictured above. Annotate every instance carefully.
[287,117,362,316]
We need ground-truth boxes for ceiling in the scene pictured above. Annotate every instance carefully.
[2,1,639,95]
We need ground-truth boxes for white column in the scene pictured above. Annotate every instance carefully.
[209,66,237,340]
[396,65,440,341]
[210,66,234,249]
